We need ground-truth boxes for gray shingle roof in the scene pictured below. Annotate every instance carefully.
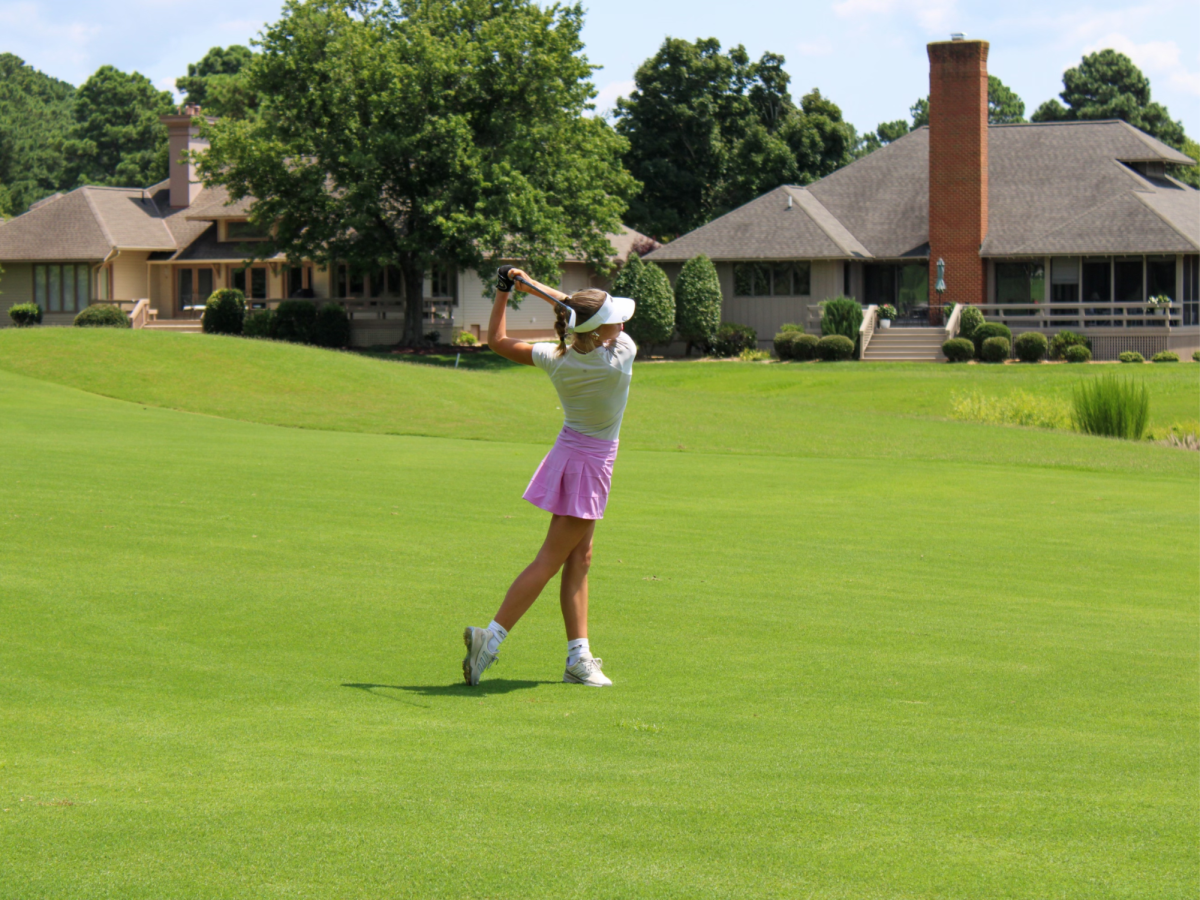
[645,119,1198,264]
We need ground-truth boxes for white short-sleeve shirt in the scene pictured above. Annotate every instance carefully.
[531,332,637,442]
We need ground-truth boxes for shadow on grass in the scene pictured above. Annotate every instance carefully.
[343,680,551,702]
[352,348,522,371]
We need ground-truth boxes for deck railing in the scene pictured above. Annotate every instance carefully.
[974,302,1184,330]
[129,298,151,329]
[858,305,878,359]
[943,303,962,340]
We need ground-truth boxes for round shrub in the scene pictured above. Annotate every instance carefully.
[1118,350,1144,364]
[790,333,819,361]
[8,302,42,326]
[1014,331,1048,363]
[971,322,1012,356]
[710,322,757,358]
[819,296,863,341]
[453,331,478,346]
[270,299,318,343]
[815,334,855,361]
[673,254,722,354]
[1049,330,1090,360]
[242,309,274,338]
[773,330,803,360]
[942,337,975,362]
[980,335,1010,363]
[1151,350,1179,363]
[958,305,984,341]
[73,304,129,328]
[1193,351,1200,362]
[201,288,245,335]
[312,302,351,348]
[1064,344,1092,363]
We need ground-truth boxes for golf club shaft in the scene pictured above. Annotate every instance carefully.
[512,274,568,309]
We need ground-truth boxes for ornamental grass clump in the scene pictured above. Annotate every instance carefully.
[1071,374,1150,440]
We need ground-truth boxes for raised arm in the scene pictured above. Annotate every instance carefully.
[487,267,567,366]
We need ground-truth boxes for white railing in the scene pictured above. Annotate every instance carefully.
[858,305,878,359]
[128,298,151,329]
[974,302,1184,330]
[943,303,961,339]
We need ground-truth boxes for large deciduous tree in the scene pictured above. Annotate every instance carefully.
[197,0,636,345]
[61,66,175,188]
[0,53,75,214]
[615,38,856,240]
[176,45,260,119]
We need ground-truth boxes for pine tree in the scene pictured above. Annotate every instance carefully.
[674,254,722,355]
[613,254,675,351]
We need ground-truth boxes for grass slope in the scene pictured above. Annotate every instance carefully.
[0,329,1197,477]
[0,334,1196,898]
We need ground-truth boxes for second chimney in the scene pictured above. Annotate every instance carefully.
[927,38,989,308]
[160,104,214,208]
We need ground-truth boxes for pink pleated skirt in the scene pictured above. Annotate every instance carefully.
[523,426,619,520]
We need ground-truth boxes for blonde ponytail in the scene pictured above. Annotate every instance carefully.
[552,289,609,356]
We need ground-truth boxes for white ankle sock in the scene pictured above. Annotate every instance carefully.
[487,620,508,654]
[567,638,590,666]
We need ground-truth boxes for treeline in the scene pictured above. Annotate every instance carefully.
[0,25,1197,228]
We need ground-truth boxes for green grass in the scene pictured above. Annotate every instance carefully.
[0,330,1197,898]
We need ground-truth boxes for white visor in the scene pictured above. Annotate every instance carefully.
[571,293,636,333]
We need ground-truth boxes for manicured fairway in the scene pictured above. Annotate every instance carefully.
[0,332,1197,898]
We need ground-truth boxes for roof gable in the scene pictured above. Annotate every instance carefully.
[0,189,112,261]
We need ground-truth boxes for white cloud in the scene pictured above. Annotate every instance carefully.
[797,36,835,57]
[1085,33,1200,97]
[0,2,101,81]
[591,79,635,117]
[832,0,959,33]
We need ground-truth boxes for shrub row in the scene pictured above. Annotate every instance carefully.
[709,322,757,357]
[773,329,818,360]
[198,290,351,348]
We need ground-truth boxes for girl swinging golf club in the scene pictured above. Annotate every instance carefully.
[462,264,637,687]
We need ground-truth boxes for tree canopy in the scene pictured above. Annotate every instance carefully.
[614,38,857,240]
[862,75,1025,155]
[0,53,75,215]
[61,66,175,189]
[197,0,635,345]
[176,45,260,119]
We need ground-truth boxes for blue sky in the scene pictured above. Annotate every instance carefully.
[1,0,1196,136]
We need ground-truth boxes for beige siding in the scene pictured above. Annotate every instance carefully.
[312,265,331,299]
[719,260,840,342]
[111,252,151,301]
[0,263,34,320]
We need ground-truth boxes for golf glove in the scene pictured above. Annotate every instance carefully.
[496,265,516,292]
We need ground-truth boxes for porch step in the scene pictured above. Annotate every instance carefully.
[863,327,946,362]
[143,320,202,333]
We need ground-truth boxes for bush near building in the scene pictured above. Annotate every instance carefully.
[981,336,1011,363]
[1118,351,1144,363]
[1064,344,1092,363]
[673,254,722,355]
[815,334,855,361]
[8,302,42,326]
[271,299,317,344]
[243,309,273,338]
[971,322,1011,357]
[1014,331,1048,363]
[820,297,862,341]
[313,303,351,348]
[942,337,974,362]
[957,305,984,341]
[709,322,757,357]
[1049,330,1090,360]
[202,289,246,335]
[1151,351,1179,363]
[74,305,129,328]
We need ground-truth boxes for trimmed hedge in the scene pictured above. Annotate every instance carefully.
[1064,344,1092,363]
[1049,330,1090,360]
[971,322,1011,356]
[791,333,819,361]
[271,299,317,343]
[8,302,42,326]
[1014,331,1048,363]
[820,296,862,341]
[942,337,975,362]
[710,322,757,357]
[202,288,246,335]
[980,336,1010,363]
[815,334,855,361]
[74,304,130,328]
[313,302,351,348]
[243,309,274,338]
[1118,350,1144,364]
[958,305,984,341]
[1152,350,1179,363]
[673,254,722,353]
[623,259,675,348]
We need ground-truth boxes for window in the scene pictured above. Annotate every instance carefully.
[1183,255,1199,326]
[385,265,402,297]
[1114,258,1143,303]
[225,220,268,241]
[233,267,268,300]
[1082,258,1110,305]
[734,262,809,297]
[337,265,348,298]
[33,263,90,313]
[429,264,456,299]
[897,264,927,312]
[995,261,1045,305]
[177,267,215,307]
[287,266,311,298]
[1146,257,1175,300]
[1050,257,1079,304]
[349,268,365,296]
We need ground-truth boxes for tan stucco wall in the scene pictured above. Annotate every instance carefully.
[0,263,34,320]
[111,252,151,302]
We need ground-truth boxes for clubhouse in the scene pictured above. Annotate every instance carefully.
[646,38,1200,360]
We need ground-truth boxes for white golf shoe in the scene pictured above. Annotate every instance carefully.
[462,626,499,686]
[563,656,612,687]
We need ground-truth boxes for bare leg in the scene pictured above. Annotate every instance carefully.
[492,514,594,633]
[559,525,595,641]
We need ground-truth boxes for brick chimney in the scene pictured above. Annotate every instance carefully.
[160,104,215,208]
[927,38,989,307]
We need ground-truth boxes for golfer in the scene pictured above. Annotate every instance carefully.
[462,264,636,687]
